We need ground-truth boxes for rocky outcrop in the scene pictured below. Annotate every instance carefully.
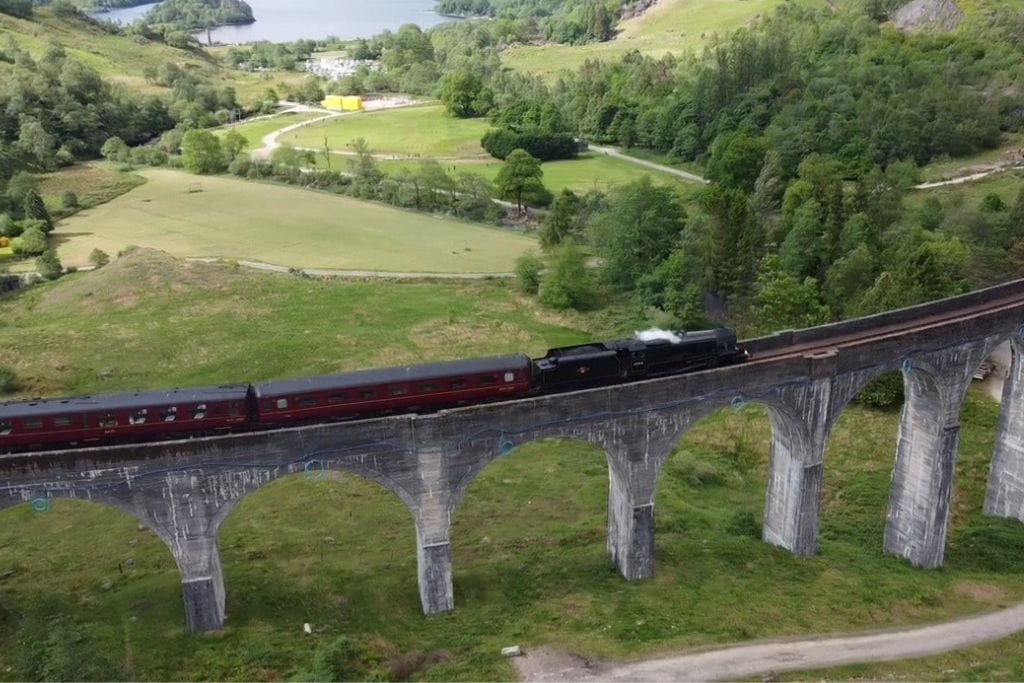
[892,0,964,33]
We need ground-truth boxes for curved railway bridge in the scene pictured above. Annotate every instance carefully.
[4,280,1024,632]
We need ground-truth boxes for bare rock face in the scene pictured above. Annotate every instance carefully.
[892,0,964,32]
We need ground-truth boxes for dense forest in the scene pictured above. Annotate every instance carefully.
[436,0,620,45]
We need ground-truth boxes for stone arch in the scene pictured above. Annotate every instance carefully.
[206,453,421,541]
[447,435,613,606]
[214,467,420,624]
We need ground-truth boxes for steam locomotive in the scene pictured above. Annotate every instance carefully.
[0,328,747,452]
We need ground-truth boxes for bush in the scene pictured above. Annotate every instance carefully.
[61,190,79,210]
[481,127,579,161]
[11,226,47,255]
[0,236,9,248]
[539,244,594,310]
[514,251,543,294]
[0,366,17,394]
[309,635,360,682]
[35,250,63,280]
[726,509,762,539]
[89,249,110,269]
[854,371,905,410]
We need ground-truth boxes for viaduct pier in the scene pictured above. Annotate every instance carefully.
[3,280,1024,632]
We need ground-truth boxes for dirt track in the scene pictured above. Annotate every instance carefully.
[516,602,1024,681]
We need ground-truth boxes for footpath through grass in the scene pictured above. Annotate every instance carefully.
[2,255,1024,680]
[51,169,537,273]
[216,112,325,152]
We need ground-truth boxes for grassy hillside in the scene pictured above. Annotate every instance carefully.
[0,8,206,91]
[51,169,537,272]
[0,258,1023,680]
[501,0,828,77]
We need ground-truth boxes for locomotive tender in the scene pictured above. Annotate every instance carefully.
[0,328,747,452]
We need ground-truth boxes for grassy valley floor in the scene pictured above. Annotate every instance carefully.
[50,169,537,272]
[1,256,1024,680]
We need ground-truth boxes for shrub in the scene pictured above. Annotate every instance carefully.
[514,251,543,294]
[539,244,594,310]
[11,226,47,255]
[726,509,762,539]
[35,250,63,280]
[309,635,360,682]
[0,236,8,248]
[0,365,17,394]
[61,190,79,210]
[481,127,579,161]
[89,249,110,269]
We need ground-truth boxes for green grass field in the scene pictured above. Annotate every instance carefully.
[215,112,325,151]
[279,105,491,158]
[310,152,695,194]
[501,0,827,77]
[36,163,147,216]
[51,169,537,272]
[910,169,1024,210]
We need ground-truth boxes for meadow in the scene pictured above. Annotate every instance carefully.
[50,169,537,273]
[1,255,1024,680]
[280,105,492,158]
[500,0,828,78]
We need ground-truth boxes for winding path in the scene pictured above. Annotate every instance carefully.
[915,164,1024,190]
[519,602,1024,681]
[587,144,709,184]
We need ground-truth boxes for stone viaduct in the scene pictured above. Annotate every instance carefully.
[3,279,1024,633]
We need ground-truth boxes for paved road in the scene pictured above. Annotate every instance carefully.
[587,144,709,184]
[519,602,1024,681]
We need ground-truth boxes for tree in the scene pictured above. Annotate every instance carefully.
[779,200,823,280]
[539,244,594,310]
[701,186,762,301]
[181,130,225,174]
[35,249,63,281]
[23,190,52,232]
[750,256,829,336]
[494,149,550,213]
[706,132,769,193]
[438,71,492,118]
[590,177,685,288]
[221,130,247,162]
[540,189,582,248]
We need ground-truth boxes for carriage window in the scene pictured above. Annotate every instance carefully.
[228,404,241,416]
[504,372,515,382]
[449,380,465,389]
[297,397,318,407]
[389,386,408,396]
[419,383,437,393]
[25,418,43,430]
[54,416,77,428]
[276,399,288,410]
[129,409,148,425]
[328,395,347,404]
[479,375,497,385]
[161,407,177,422]
[98,415,117,429]
[360,390,375,399]
[193,403,207,420]
[0,421,11,435]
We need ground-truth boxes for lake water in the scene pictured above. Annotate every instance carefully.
[89,0,454,43]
